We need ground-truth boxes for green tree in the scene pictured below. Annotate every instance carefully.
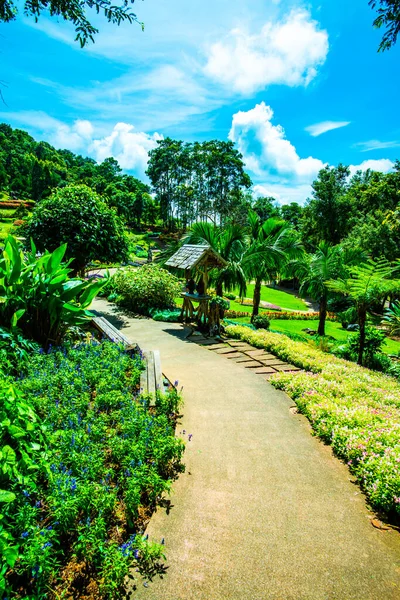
[370,0,400,51]
[242,211,303,321]
[0,0,143,47]
[302,165,350,247]
[252,196,281,222]
[24,184,129,274]
[326,258,400,365]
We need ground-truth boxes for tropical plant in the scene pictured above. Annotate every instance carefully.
[383,301,400,336]
[242,212,303,321]
[109,264,182,314]
[295,243,366,336]
[183,221,247,297]
[24,184,130,275]
[0,236,104,347]
[326,258,400,365]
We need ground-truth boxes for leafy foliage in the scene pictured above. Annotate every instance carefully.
[109,264,182,315]
[370,0,400,51]
[0,236,104,348]
[252,314,270,330]
[0,0,143,47]
[24,185,130,273]
[326,258,400,364]
[2,340,184,598]
[383,301,400,336]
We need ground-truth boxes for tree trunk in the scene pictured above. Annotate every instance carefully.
[251,277,262,322]
[216,281,223,297]
[357,307,367,366]
[317,294,327,336]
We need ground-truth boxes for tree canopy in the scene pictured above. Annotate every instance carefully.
[0,0,143,47]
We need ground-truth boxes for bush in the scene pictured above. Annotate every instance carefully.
[224,292,237,300]
[151,308,181,322]
[252,314,270,330]
[225,325,400,519]
[333,326,387,369]
[24,185,130,274]
[109,264,182,315]
[0,236,104,348]
[3,340,184,598]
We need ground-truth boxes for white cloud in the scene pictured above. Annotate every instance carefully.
[305,121,350,137]
[353,139,400,152]
[0,111,162,177]
[253,183,314,205]
[229,102,325,180]
[204,9,328,94]
[349,158,394,177]
[89,123,162,175]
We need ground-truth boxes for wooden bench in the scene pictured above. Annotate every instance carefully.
[91,316,167,406]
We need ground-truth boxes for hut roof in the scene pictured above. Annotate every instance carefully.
[165,244,227,270]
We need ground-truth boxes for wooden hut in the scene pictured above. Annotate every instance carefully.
[165,244,227,327]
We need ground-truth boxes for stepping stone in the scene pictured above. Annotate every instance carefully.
[196,339,221,346]
[245,349,268,358]
[207,344,229,350]
[226,343,254,351]
[254,366,277,374]
[226,340,251,348]
[214,347,239,355]
[225,352,246,359]
[259,358,287,366]
[274,364,299,372]
[237,360,262,368]
[235,356,260,363]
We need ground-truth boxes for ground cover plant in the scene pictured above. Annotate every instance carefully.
[225,325,400,520]
[2,340,184,598]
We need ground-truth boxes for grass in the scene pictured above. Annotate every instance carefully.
[231,283,307,311]
[225,316,400,355]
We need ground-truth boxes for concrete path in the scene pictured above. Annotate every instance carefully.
[92,299,400,600]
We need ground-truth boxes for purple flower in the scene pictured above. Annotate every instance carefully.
[22,490,30,498]
[21,531,29,538]
[188,434,193,442]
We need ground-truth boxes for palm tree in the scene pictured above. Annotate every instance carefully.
[242,211,304,321]
[326,258,400,365]
[296,243,366,336]
[183,221,247,296]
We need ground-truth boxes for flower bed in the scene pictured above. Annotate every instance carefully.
[3,340,184,598]
[225,325,400,519]
[224,310,338,321]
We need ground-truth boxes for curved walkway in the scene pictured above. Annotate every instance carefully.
[92,298,400,600]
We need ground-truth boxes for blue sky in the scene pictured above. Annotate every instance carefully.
[0,0,399,204]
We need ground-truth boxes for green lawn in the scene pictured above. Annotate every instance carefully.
[231,284,307,311]
[225,316,400,356]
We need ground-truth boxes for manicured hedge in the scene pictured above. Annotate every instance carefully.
[225,325,400,518]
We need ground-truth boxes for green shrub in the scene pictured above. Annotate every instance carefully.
[3,340,184,598]
[151,308,181,322]
[225,325,400,519]
[0,236,104,348]
[383,301,400,337]
[224,292,237,300]
[252,314,270,330]
[24,184,130,274]
[333,326,387,370]
[110,264,182,315]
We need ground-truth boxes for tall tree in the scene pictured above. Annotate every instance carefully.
[243,211,303,321]
[302,165,350,247]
